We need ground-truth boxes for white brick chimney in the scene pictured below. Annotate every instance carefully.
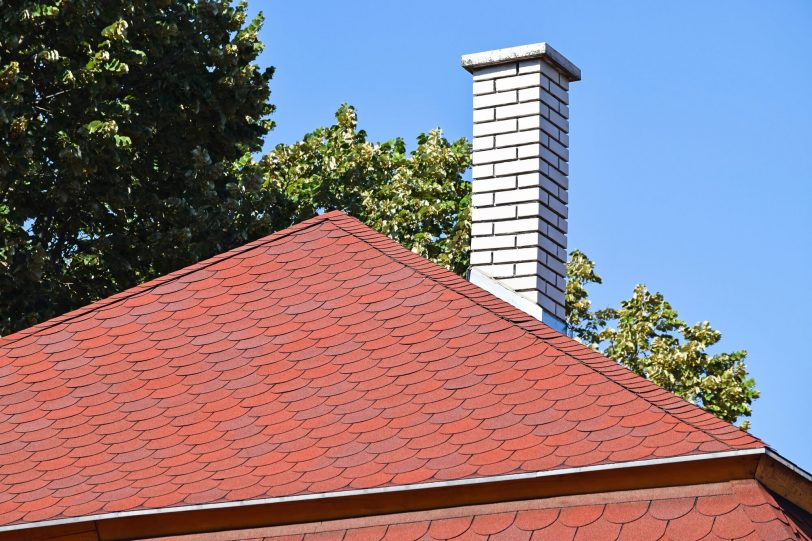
[462,43,580,333]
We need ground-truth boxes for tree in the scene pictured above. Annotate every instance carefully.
[0,0,275,334]
[260,105,472,275]
[566,250,759,428]
[261,105,758,427]
[0,2,756,428]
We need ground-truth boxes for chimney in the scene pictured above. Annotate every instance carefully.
[462,43,580,333]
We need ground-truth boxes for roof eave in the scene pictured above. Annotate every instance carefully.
[6,448,804,541]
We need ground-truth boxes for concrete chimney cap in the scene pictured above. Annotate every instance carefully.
[461,42,581,82]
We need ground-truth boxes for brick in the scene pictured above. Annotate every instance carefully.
[472,176,516,193]
[472,63,517,81]
[518,173,559,198]
[473,91,517,109]
[540,116,562,139]
[545,167,568,190]
[473,205,517,221]
[536,264,560,285]
[473,80,494,95]
[517,202,540,218]
[471,192,493,207]
[475,264,516,278]
[473,119,517,137]
[516,232,541,247]
[470,222,493,236]
[518,87,542,102]
[469,251,492,265]
[495,101,544,120]
[495,73,542,91]
[518,144,542,159]
[547,109,569,132]
[539,88,563,112]
[546,283,565,305]
[471,235,516,251]
[545,224,566,247]
[516,165,553,187]
[494,158,542,176]
[538,294,558,316]
[472,164,493,179]
[547,80,568,104]
[540,185,559,207]
[548,137,568,161]
[547,195,568,218]
[473,136,493,151]
[473,147,516,165]
[540,146,561,169]
[514,262,539,276]
[495,130,545,148]
[518,115,540,131]
[494,187,543,205]
[493,247,537,263]
[518,203,561,228]
[518,59,543,74]
[493,217,543,235]
[473,108,494,123]
[550,249,566,268]
[519,114,561,136]
[540,205,562,229]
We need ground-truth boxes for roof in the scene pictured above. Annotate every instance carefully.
[0,210,789,534]
[147,479,812,541]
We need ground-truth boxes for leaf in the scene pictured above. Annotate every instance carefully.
[114,135,132,147]
[101,19,129,42]
[566,251,758,427]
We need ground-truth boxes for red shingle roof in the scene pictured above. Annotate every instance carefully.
[0,211,764,527]
[146,480,812,541]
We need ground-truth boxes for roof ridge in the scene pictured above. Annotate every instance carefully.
[325,212,763,450]
[0,212,339,349]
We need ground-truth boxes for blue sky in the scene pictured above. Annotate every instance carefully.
[250,1,812,469]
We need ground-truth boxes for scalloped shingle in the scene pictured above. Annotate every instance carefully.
[0,211,763,527]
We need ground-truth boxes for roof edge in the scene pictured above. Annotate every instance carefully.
[324,212,764,451]
[0,449,766,540]
[0,211,343,347]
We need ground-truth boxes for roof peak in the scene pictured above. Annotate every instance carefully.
[0,211,764,529]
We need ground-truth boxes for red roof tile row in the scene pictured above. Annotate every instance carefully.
[148,480,811,541]
[0,211,764,527]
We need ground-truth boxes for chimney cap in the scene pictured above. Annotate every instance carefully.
[461,42,581,82]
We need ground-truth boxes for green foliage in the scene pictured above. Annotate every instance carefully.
[260,105,472,275]
[0,1,756,431]
[566,252,759,428]
[565,249,603,343]
[0,0,275,334]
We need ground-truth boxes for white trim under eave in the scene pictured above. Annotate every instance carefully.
[0,448,769,534]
